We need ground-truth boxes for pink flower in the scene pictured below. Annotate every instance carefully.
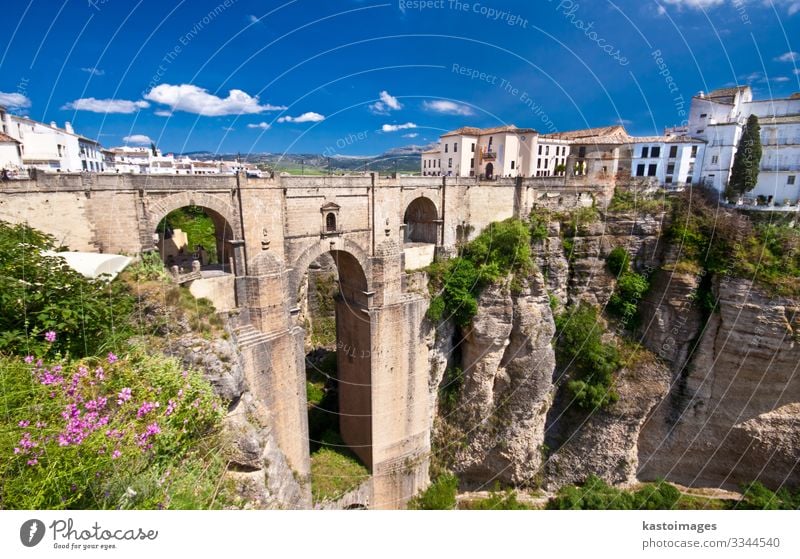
[27,458,38,466]
[44,330,56,343]
[117,388,132,405]
[24,355,34,364]
[112,449,121,459]
[95,367,105,381]
[165,399,177,417]
[18,420,30,428]
[136,401,158,418]
[106,352,118,364]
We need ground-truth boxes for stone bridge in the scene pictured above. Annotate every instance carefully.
[0,171,609,508]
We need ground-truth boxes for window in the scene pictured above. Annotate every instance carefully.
[544,159,548,169]
[648,164,657,176]
[651,146,661,158]
[711,155,719,165]
[641,147,649,158]
[696,129,704,134]
[326,213,337,233]
[789,175,796,185]
[578,146,586,158]
[454,143,458,153]
[669,146,678,158]
[511,161,515,170]
[691,146,698,158]
[665,176,673,184]
[82,160,88,171]
[444,144,448,153]
[470,158,474,168]
[667,163,675,175]
[471,143,475,152]
[636,164,645,177]
[602,166,608,175]
[537,158,541,168]
[448,158,452,168]
[545,146,550,156]
[700,113,707,118]
[538,145,542,155]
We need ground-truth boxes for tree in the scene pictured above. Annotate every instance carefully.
[150,141,158,156]
[726,114,762,201]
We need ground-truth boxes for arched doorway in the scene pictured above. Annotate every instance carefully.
[301,249,372,503]
[485,162,494,179]
[155,206,234,273]
[403,197,439,245]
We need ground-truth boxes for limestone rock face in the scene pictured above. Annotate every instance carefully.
[545,357,672,488]
[533,222,569,307]
[164,335,245,406]
[452,275,556,486]
[638,278,800,489]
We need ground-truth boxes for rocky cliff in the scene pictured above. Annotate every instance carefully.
[435,206,800,492]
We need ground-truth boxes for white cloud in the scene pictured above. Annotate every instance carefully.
[773,76,791,82]
[403,133,419,138]
[81,67,105,76]
[277,112,325,123]
[144,84,286,116]
[123,134,153,144]
[661,0,800,15]
[247,14,259,23]
[247,122,271,129]
[369,90,402,114]
[62,97,150,113]
[154,109,173,117]
[0,91,32,109]
[382,122,417,132]
[422,100,474,116]
[776,51,799,62]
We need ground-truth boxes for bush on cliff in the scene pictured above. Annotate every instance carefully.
[407,473,458,510]
[426,219,531,327]
[555,303,620,410]
[548,476,681,510]
[605,247,650,328]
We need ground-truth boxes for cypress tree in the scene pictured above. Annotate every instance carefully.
[726,114,762,200]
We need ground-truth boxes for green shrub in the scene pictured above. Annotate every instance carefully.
[0,221,135,358]
[555,304,620,410]
[529,208,550,242]
[606,247,631,276]
[0,350,225,509]
[462,485,533,510]
[157,207,219,264]
[739,482,800,510]
[408,473,459,510]
[548,476,680,510]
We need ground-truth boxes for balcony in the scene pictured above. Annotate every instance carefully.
[481,149,497,161]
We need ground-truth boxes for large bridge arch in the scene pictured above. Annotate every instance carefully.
[146,191,239,269]
[288,238,373,303]
[403,196,439,244]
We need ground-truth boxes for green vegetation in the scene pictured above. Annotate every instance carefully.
[555,304,620,410]
[158,207,219,264]
[0,350,227,509]
[669,191,800,296]
[738,481,800,510]
[608,189,669,215]
[427,218,532,327]
[606,247,650,328]
[460,486,534,510]
[548,476,682,510]
[438,367,464,411]
[407,473,459,510]
[0,221,135,358]
[529,207,551,242]
[309,430,369,503]
[726,114,763,201]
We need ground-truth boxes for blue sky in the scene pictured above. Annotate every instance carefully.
[1,0,798,155]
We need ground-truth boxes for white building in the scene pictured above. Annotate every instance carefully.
[688,86,800,204]
[629,136,705,188]
[423,125,569,179]
[0,110,104,172]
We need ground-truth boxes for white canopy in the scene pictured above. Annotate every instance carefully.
[43,251,132,281]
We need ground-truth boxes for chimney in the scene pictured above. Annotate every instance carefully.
[698,91,705,99]
[50,121,58,128]
[64,122,74,134]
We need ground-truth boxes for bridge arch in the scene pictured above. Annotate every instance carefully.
[403,196,439,244]
[147,192,239,270]
[288,239,373,302]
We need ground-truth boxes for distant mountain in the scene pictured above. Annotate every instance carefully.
[176,145,431,174]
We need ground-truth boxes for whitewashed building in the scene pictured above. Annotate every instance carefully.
[688,86,800,204]
[629,136,705,188]
[1,111,104,172]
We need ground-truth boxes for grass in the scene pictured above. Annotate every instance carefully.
[608,189,670,215]
[309,431,369,503]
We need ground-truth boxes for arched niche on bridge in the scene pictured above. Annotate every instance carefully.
[148,192,238,273]
[300,247,373,472]
[403,196,439,245]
